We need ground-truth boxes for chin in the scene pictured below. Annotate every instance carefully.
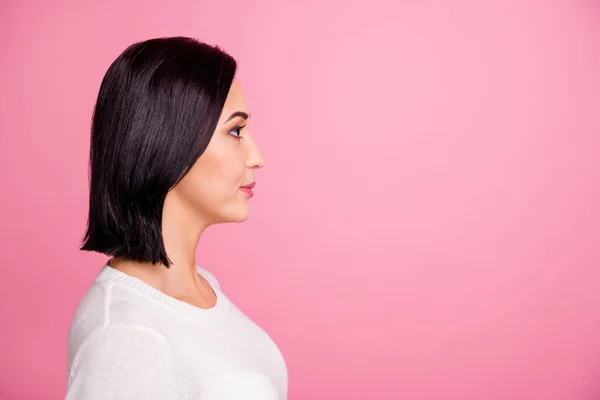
[220,206,250,224]
[230,212,249,223]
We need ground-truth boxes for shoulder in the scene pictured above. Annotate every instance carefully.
[68,280,171,361]
[196,266,221,291]
[72,279,167,329]
[78,323,170,356]
[66,323,184,399]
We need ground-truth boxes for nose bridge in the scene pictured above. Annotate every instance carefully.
[246,132,265,168]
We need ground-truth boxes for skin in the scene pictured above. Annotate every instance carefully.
[108,79,264,309]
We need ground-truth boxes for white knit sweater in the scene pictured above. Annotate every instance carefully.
[65,264,288,399]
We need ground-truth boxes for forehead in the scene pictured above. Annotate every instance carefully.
[221,79,248,114]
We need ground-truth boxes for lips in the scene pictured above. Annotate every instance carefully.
[240,182,255,198]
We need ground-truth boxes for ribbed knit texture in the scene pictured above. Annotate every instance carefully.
[65,264,288,400]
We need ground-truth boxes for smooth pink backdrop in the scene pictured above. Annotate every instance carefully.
[1,1,599,399]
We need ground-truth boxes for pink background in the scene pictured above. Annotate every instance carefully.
[1,0,599,399]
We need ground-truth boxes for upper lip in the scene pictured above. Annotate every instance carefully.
[241,182,256,189]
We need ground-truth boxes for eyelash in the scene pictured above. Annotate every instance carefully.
[229,124,246,138]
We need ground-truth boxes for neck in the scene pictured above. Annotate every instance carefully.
[161,189,212,274]
[109,195,212,297]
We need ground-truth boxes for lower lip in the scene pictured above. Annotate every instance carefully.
[240,187,254,198]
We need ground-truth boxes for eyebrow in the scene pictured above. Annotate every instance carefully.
[224,111,251,123]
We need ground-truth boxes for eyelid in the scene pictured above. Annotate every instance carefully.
[229,124,246,137]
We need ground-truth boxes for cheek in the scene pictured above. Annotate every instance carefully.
[184,150,244,202]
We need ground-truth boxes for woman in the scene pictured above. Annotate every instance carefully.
[65,37,288,400]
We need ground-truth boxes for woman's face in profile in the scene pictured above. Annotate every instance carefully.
[168,79,265,225]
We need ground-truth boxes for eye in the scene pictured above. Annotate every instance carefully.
[229,124,246,138]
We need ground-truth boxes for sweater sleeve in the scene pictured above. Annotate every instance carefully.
[65,324,184,400]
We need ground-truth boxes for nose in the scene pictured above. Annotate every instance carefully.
[246,135,265,169]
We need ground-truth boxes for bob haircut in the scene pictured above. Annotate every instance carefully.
[80,36,237,268]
